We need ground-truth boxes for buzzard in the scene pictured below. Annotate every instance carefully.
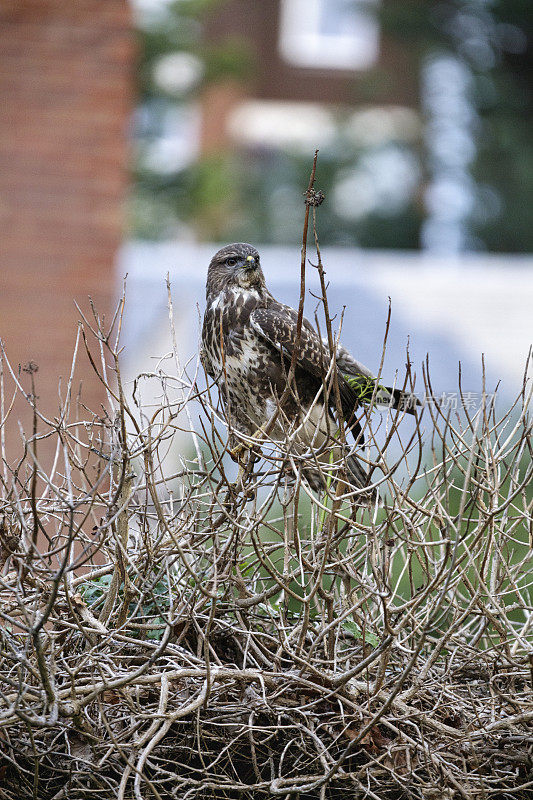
[201,243,419,497]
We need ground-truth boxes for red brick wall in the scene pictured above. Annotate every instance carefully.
[0,0,133,460]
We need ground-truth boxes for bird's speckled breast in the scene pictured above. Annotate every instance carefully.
[202,286,278,430]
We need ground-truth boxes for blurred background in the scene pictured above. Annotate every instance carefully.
[1,0,532,458]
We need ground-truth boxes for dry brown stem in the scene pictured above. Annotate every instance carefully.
[0,188,532,800]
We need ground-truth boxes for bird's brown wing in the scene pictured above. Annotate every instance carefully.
[249,304,363,426]
[250,305,328,378]
[250,303,420,422]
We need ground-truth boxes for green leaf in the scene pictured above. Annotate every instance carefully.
[342,620,379,647]
[343,374,391,406]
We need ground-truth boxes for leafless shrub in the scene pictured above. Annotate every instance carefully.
[1,193,532,800]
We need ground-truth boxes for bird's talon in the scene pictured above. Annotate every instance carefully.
[228,469,256,501]
[230,443,249,463]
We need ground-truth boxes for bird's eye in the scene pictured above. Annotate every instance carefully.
[226,257,237,267]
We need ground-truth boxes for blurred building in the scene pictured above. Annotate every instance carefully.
[200,0,418,154]
[134,0,424,247]
[0,0,133,458]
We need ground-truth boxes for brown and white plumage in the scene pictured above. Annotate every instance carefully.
[201,243,419,496]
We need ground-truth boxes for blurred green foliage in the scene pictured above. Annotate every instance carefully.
[381,0,533,252]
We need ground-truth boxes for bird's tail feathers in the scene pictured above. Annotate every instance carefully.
[346,453,379,505]
[303,451,378,505]
[301,445,378,505]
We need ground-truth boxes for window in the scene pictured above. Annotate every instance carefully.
[279,0,380,71]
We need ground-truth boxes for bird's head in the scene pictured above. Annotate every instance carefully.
[206,243,265,296]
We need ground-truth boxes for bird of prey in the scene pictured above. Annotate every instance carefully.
[201,243,419,497]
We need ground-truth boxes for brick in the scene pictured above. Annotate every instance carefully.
[0,0,133,465]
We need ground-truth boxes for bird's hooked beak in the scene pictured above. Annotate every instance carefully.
[236,253,262,288]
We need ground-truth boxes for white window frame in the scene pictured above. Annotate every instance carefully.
[279,0,380,71]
